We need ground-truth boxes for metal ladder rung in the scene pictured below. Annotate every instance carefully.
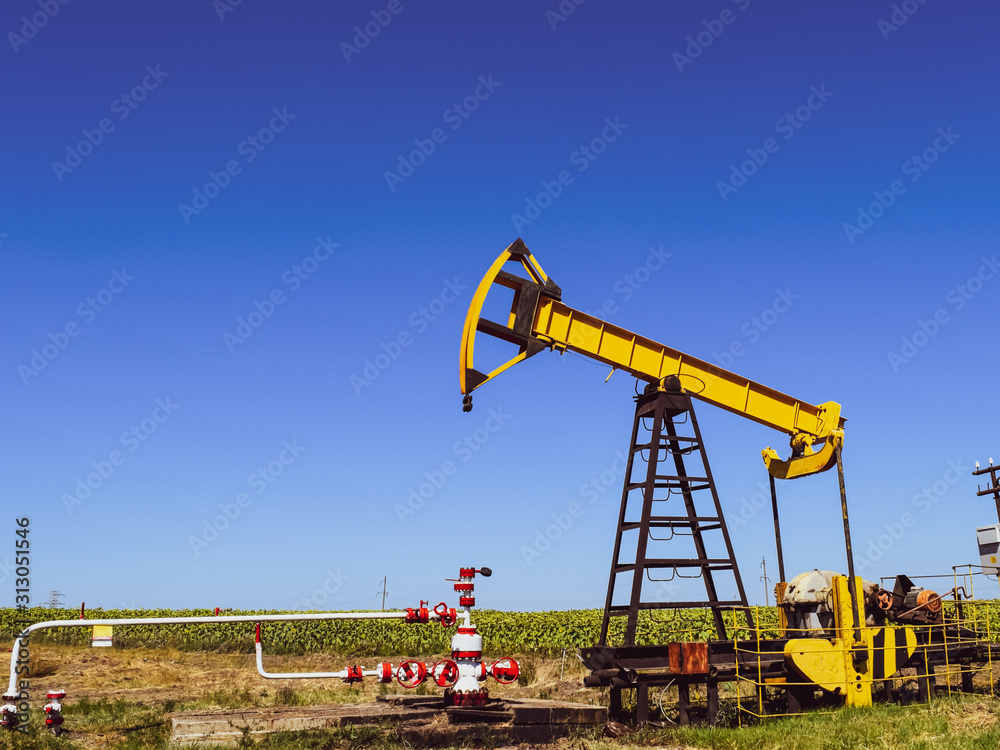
[606,600,735,613]
[617,518,720,530]
[634,435,699,447]
[649,515,722,524]
[624,481,711,492]
[612,558,733,572]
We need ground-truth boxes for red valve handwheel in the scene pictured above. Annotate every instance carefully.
[490,657,519,685]
[396,660,427,688]
[434,602,457,626]
[432,659,460,687]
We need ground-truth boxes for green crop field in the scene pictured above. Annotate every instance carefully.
[2,606,782,656]
[7,603,1000,655]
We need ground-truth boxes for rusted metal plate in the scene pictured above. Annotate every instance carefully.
[681,642,709,674]
[668,643,681,673]
[666,642,708,674]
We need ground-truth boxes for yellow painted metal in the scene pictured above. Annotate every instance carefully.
[782,575,923,708]
[784,576,873,706]
[832,575,860,644]
[784,638,854,694]
[459,239,553,394]
[762,429,843,479]
[460,241,845,478]
[872,626,917,681]
[775,582,789,636]
[833,575,872,707]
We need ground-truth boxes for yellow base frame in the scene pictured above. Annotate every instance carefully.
[785,577,917,707]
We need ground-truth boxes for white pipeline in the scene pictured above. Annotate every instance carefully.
[255,641,353,680]
[253,624,390,681]
[7,610,416,696]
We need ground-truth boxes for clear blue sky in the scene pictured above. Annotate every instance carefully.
[3,0,999,613]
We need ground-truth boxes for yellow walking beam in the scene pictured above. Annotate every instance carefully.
[460,239,845,479]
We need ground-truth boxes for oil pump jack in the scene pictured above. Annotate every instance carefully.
[460,240,971,723]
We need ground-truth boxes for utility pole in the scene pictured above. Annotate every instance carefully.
[380,576,388,610]
[760,558,770,607]
[974,458,1000,523]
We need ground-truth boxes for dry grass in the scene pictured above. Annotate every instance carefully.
[7,644,1000,750]
[4,643,598,711]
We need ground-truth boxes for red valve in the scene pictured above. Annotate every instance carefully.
[405,600,431,623]
[343,666,364,684]
[490,658,519,684]
[396,660,427,688]
[432,659,460,687]
[433,602,457,627]
[377,662,393,683]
